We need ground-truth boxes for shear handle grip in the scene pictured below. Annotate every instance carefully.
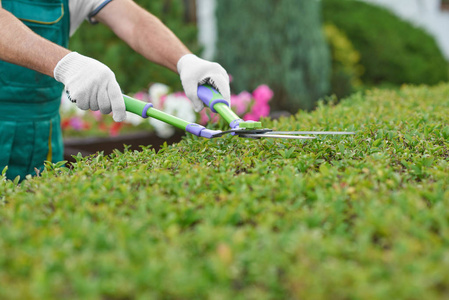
[197,84,230,113]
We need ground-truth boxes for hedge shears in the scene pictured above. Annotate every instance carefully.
[123,85,355,140]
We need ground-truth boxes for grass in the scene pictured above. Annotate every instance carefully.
[1,84,449,299]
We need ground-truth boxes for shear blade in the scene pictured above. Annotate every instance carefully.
[270,131,356,135]
[211,128,273,138]
[240,133,316,140]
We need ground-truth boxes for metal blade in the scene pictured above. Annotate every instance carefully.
[240,134,316,140]
[269,131,356,135]
[211,128,273,138]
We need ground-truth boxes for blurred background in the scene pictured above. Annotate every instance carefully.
[64,0,449,141]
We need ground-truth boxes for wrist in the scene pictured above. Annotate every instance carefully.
[177,53,198,74]
[53,52,87,83]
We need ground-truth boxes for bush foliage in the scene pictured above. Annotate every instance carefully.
[323,0,449,86]
[323,23,364,98]
[215,0,331,112]
[2,83,449,298]
[69,0,198,93]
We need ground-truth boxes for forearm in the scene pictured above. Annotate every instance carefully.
[130,10,191,72]
[96,0,190,73]
[0,8,70,77]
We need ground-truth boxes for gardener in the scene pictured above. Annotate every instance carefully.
[0,0,230,181]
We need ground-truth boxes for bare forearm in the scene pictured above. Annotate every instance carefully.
[96,0,190,73]
[0,8,70,77]
[130,9,191,72]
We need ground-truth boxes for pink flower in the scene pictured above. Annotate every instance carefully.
[91,110,103,121]
[159,95,167,109]
[231,91,252,115]
[252,85,273,104]
[173,92,187,98]
[243,113,259,121]
[238,91,252,102]
[199,111,209,125]
[133,91,147,101]
[69,117,84,131]
[251,103,270,118]
[199,110,220,125]
[243,102,270,121]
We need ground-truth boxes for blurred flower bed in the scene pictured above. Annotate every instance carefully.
[60,83,273,139]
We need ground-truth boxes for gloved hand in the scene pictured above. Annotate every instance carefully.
[177,54,231,112]
[54,52,126,122]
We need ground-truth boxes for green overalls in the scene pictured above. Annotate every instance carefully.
[0,0,69,181]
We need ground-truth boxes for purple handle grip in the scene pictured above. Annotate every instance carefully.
[141,103,153,118]
[186,123,221,139]
[197,85,229,113]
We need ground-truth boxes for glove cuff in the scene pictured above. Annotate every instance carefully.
[54,52,85,84]
[177,53,199,74]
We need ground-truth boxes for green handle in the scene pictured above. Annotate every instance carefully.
[124,84,263,132]
[123,94,221,139]
[197,84,262,129]
[123,95,189,130]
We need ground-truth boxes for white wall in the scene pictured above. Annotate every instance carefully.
[362,0,449,60]
[196,0,217,60]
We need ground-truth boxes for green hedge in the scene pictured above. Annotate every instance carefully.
[215,0,331,112]
[69,0,198,93]
[323,0,449,86]
[2,84,449,298]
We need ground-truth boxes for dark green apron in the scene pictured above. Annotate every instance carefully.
[0,0,70,181]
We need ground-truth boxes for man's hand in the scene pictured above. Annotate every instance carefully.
[177,54,231,112]
[54,52,126,122]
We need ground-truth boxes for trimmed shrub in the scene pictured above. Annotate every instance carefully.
[323,0,449,86]
[215,0,331,112]
[2,83,449,298]
[69,0,199,93]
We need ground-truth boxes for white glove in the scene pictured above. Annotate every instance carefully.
[54,52,126,122]
[177,54,231,112]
